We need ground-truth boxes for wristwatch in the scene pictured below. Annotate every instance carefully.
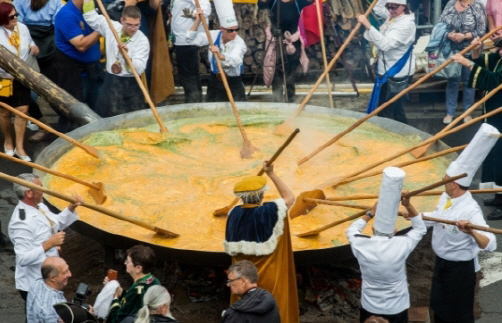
[366,210,374,218]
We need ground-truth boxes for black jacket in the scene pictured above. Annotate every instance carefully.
[120,314,178,323]
[222,288,280,323]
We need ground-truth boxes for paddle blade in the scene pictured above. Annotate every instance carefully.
[87,182,107,205]
[297,230,320,238]
[289,189,326,219]
[213,205,233,217]
[410,142,433,159]
[240,140,260,159]
[82,144,100,159]
[154,227,180,238]
[274,119,295,136]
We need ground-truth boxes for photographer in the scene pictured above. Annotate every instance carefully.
[26,257,72,323]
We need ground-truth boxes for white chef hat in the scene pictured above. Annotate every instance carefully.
[387,0,407,5]
[213,0,238,28]
[374,167,406,235]
[446,123,500,187]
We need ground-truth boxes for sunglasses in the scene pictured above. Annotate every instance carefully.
[224,28,239,33]
[9,13,19,20]
[385,4,401,10]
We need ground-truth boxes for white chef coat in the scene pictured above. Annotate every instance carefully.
[0,23,36,79]
[363,0,416,78]
[185,29,246,76]
[8,201,78,292]
[83,10,150,76]
[424,192,497,271]
[346,216,426,315]
[171,0,211,46]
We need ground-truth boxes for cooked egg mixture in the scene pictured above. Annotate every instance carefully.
[44,112,450,252]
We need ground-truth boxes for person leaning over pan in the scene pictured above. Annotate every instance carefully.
[8,173,83,304]
[83,0,149,117]
[0,1,39,162]
[405,124,498,323]
[438,0,485,125]
[451,38,502,220]
[186,7,246,102]
[346,167,426,323]
[358,0,415,124]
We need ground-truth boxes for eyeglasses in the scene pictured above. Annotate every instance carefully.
[385,4,400,10]
[226,277,241,284]
[9,13,19,20]
[224,28,239,33]
[124,260,134,266]
[125,23,140,30]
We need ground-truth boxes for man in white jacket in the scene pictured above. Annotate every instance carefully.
[346,167,426,323]
[187,6,246,102]
[83,1,150,117]
[8,173,82,303]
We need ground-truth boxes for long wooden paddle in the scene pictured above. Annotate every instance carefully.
[317,104,502,190]
[0,102,99,159]
[324,189,502,201]
[296,25,502,165]
[0,151,107,204]
[95,0,169,134]
[315,0,334,108]
[296,173,466,237]
[0,171,178,237]
[410,83,502,158]
[273,0,380,135]
[193,0,259,159]
[212,128,300,217]
[422,215,502,235]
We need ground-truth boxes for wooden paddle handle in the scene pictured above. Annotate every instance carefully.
[0,102,100,159]
[193,0,249,143]
[297,25,502,166]
[293,0,380,118]
[422,215,502,235]
[404,173,467,198]
[94,0,168,133]
[257,128,300,175]
[0,172,178,237]
[0,151,99,190]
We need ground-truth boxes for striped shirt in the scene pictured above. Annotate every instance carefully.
[27,279,67,323]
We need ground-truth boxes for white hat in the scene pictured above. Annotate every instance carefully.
[446,123,500,187]
[374,167,406,235]
[387,0,407,5]
[213,0,238,28]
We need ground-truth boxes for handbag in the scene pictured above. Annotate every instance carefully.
[0,78,13,97]
[433,49,462,79]
[387,75,410,95]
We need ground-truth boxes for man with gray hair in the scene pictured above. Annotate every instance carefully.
[26,257,72,323]
[222,260,280,323]
[8,173,83,303]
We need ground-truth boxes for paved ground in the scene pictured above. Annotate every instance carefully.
[0,89,501,322]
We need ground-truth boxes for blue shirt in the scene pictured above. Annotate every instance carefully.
[54,0,100,63]
[26,279,67,323]
[14,0,63,26]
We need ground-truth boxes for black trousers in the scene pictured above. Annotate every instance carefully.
[175,45,203,103]
[377,76,410,124]
[430,256,475,323]
[206,73,246,102]
[360,307,408,323]
[272,41,300,103]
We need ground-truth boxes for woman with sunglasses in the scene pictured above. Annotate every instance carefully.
[358,0,415,124]
[438,0,485,125]
[0,2,39,162]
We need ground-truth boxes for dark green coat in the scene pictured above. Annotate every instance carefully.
[468,52,502,185]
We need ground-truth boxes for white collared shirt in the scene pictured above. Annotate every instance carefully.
[171,0,211,46]
[8,201,78,292]
[83,9,150,76]
[0,23,35,78]
[185,29,246,76]
[424,192,497,271]
[363,0,416,78]
[346,216,427,315]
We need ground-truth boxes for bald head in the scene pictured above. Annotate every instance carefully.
[42,257,71,291]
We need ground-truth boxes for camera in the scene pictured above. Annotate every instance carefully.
[73,283,92,310]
